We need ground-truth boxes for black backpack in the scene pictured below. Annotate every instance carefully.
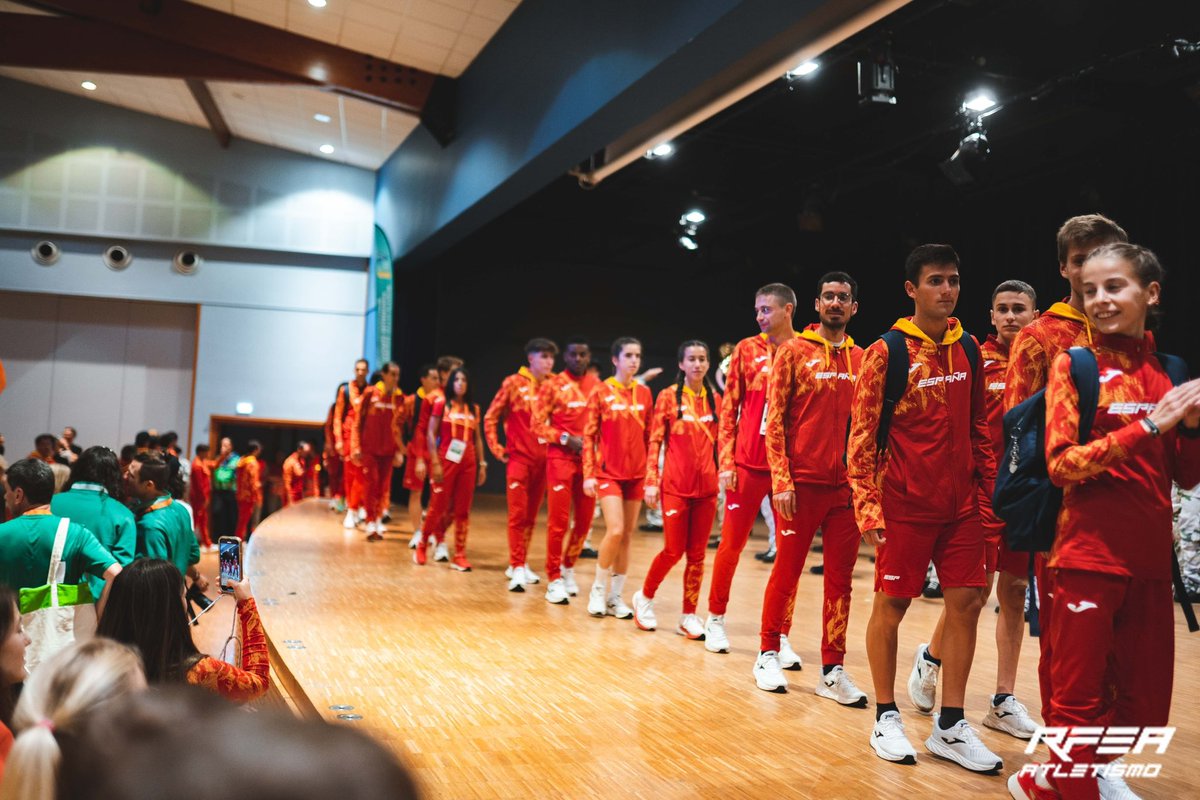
[993,346,1196,633]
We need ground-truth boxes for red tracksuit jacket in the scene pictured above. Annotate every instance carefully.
[978,334,1009,526]
[645,385,721,498]
[582,377,652,482]
[334,380,368,457]
[1046,334,1200,579]
[1004,301,1094,411]
[847,317,996,532]
[484,367,547,465]
[718,332,798,475]
[765,326,862,495]
[353,383,408,457]
[430,397,479,464]
[532,371,601,462]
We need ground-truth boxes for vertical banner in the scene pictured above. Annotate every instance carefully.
[372,225,394,365]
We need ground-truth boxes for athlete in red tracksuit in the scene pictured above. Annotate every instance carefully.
[485,340,556,590]
[632,340,720,637]
[402,365,440,547]
[531,340,601,601]
[1010,243,1200,800]
[704,284,799,657]
[915,281,1043,739]
[847,246,998,770]
[351,362,407,541]
[335,359,370,527]
[419,367,485,572]
[323,401,344,510]
[757,274,865,702]
[189,446,213,549]
[582,337,652,619]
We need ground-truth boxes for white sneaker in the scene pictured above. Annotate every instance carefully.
[677,614,705,640]
[1097,758,1142,800]
[507,566,527,593]
[562,567,579,597]
[408,529,423,549]
[434,542,449,562]
[632,590,656,631]
[342,510,358,529]
[871,710,917,764]
[522,564,540,585]
[587,584,606,617]
[704,615,730,653]
[778,634,802,671]
[924,717,1003,773]
[607,594,633,619]
[545,578,569,605]
[357,507,366,522]
[816,665,869,707]
[365,520,377,534]
[982,695,1040,740]
[753,651,788,693]
[907,643,939,714]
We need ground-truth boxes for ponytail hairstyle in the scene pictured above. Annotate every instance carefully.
[0,585,21,729]
[0,638,145,800]
[1084,242,1166,330]
[610,336,641,361]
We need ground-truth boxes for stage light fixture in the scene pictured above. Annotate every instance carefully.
[787,60,819,79]
[644,142,675,160]
[963,91,996,112]
[678,235,699,251]
[681,209,706,225]
[857,48,897,106]
[939,117,990,187]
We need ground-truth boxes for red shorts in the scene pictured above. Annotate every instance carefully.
[984,521,1029,577]
[595,477,644,501]
[874,512,986,597]
[402,452,427,492]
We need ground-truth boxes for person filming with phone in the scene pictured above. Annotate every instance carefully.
[96,556,269,703]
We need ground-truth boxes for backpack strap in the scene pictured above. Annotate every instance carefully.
[1066,347,1100,442]
[1154,351,1199,632]
[958,331,980,376]
[876,329,909,454]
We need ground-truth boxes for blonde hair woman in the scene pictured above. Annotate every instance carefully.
[0,638,145,800]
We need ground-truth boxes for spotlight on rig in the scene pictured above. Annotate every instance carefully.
[940,117,990,187]
[858,47,897,106]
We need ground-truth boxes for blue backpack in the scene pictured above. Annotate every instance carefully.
[993,346,1196,633]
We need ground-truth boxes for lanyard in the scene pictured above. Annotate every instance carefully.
[448,401,473,441]
[682,391,715,446]
[146,496,173,514]
[608,378,644,428]
[25,506,52,516]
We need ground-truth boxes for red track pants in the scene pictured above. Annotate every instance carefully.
[1044,568,1173,800]
[324,452,344,498]
[362,453,394,522]
[193,502,212,548]
[642,493,716,614]
[234,499,256,540]
[424,459,477,555]
[505,457,546,568]
[343,456,366,510]
[544,457,596,581]
[707,465,790,619]
[759,483,858,663]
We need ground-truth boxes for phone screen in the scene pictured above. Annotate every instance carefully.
[218,537,242,592]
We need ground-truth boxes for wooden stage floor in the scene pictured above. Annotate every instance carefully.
[237,496,1200,799]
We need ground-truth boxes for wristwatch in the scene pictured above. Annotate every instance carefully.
[559,432,570,446]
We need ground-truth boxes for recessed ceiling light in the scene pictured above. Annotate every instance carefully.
[787,61,819,78]
[319,144,335,154]
[963,91,997,112]
[644,142,674,160]
[81,81,97,91]
[308,0,327,7]
[314,113,332,123]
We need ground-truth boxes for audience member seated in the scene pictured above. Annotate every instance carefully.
[62,686,419,800]
[0,585,31,782]
[97,559,270,703]
[0,638,145,800]
[51,447,137,604]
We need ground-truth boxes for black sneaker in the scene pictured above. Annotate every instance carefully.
[708,536,722,550]
[809,564,824,575]
[579,547,599,559]
[760,550,776,564]
[639,523,663,532]
[921,579,943,599]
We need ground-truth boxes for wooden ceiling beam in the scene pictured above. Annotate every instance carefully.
[12,0,444,115]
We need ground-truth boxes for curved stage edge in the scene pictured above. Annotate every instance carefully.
[247,498,1199,799]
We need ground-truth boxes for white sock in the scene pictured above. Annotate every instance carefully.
[592,566,610,590]
[610,573,626,598]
